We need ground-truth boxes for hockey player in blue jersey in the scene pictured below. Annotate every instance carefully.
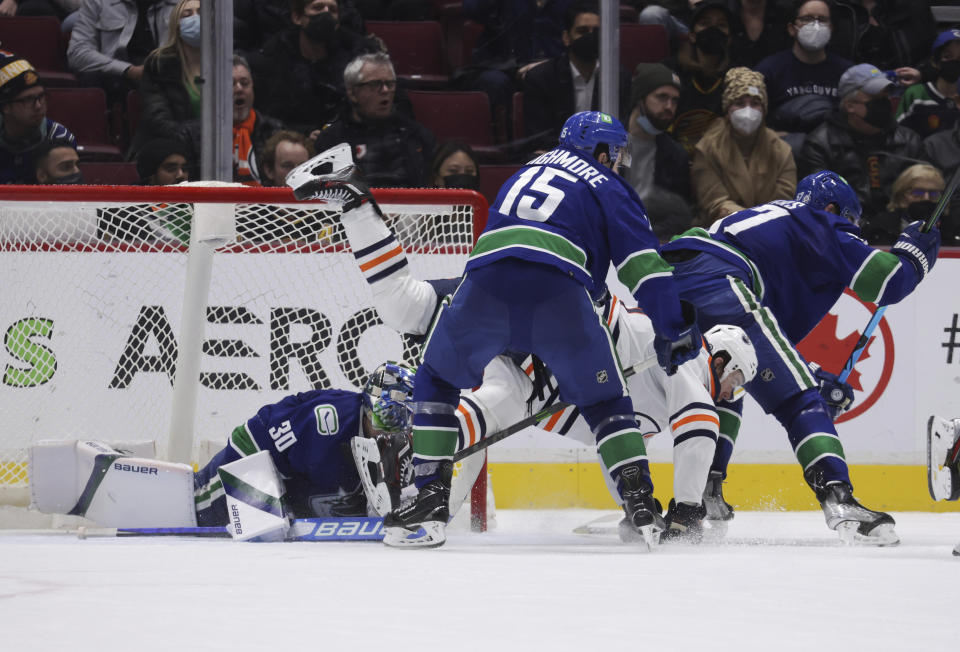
[659,170,942,545]
[193,362,417,527]
[296,111,702,548]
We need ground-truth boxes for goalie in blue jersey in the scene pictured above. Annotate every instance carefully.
[659,171,942,545]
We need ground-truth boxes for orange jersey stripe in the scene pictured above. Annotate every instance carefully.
[543,408,565,432]
[606,294,618,327]
[671,413,720,431]
[457,404,477,446]
[358,245,403,272]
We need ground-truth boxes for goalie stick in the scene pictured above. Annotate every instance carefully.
[452,355,658,462]
[837,162,960,385]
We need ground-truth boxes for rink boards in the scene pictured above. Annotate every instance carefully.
[489,251,960,511]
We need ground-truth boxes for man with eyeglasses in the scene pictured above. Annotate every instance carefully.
[755,0,852,151]
[0,52,76,185]
[313,52,434,188]
[623,62,693,240]
[800,62,925,220]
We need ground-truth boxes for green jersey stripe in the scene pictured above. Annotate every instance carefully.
[850,250,900,303]
[230,423,260,457]
[616,250,674,294]
[718,408,742,445]
[469,226,589,273]
[413,427,458,458]
[730,278,815,388]
[794,433,846,470]
[195,478,224,508]
[597,428,648,470]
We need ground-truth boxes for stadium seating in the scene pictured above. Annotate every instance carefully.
[78,161,140,185]
[478,164,521,206]
[365,21,449,87]
[619,23,670,73]
[0,16,76,87]
[45,88,123,161]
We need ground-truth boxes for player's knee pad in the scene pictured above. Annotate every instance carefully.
[216,451,289,541]
[29,440,196,528]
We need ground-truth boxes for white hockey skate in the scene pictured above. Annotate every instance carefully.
[927,415,960,501]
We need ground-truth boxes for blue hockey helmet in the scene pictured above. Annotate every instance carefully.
[559,111,629,166]
[795,171,863,226]
[362,362,416,434]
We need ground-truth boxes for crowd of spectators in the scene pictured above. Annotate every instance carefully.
[0,0,959,246]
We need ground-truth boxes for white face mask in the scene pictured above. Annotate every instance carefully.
[730,106,763,135]
[796,21,831,51]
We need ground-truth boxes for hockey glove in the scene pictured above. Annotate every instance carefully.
[892,220,940,282]
[810,363,854,421]
[654,300,702,376]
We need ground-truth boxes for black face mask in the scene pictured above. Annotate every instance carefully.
[568,30,599,63]
[442,173,479,190]
[906,200,937,221]
[940,59,960,84]
[50,171,83,185]
[695,26,728,56]
[304,11,337,45]
[863,97,894,129]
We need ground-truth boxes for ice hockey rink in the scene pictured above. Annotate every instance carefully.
[2,509,959,652]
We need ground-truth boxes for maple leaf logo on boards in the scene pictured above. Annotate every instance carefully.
[796,290,895,423]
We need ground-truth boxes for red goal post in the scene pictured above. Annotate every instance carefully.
[0,184,490,530]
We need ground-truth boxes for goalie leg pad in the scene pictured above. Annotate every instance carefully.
[927,416,960,501]
[217,451,289,542]
[30,440,196,528]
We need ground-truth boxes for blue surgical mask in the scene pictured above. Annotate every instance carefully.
[636,113,663,136]
[180,14,201,47]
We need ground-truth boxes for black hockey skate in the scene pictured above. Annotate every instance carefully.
[383,460,452,548]
[617,464,665,549]
[806,469,899,546]
[661,498,706,543]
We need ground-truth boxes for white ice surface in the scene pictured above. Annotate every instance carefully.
[2,510,960,652]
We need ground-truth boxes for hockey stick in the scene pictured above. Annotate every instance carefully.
[837,163,960,384]
[0,517,388,541]
[451,355,659,462]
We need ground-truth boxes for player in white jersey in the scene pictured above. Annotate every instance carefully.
[289,148,758,542]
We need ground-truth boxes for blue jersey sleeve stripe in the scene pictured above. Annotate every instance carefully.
[353,234,397,259]
[365,259,408,284]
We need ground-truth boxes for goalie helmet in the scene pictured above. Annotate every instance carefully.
[362,362,416,434]
[559,111,629,167]
[795,171,862,226]
[704,324,758,386]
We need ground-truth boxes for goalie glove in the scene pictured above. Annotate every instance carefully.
[809,362,854,421]
[891,220,940,281]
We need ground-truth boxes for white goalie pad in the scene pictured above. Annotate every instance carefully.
[351,436,393,516]
[217,451,289,541]
[284,143,354,195]
[927,415,960,501]
[29,440,196,528]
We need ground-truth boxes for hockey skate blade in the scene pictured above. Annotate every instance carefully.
[383,521,446,549]
[927,415,960,501]
[835,521,900,547]
[701,518,729,542]
[617,518,661,551]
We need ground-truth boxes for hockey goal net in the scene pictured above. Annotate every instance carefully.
[0,184,490,530]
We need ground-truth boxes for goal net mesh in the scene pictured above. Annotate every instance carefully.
[0,186,486,522]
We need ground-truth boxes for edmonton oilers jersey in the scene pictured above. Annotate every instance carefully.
[244,389,364,516]
[662,200,920,342]
[466,145,685,338]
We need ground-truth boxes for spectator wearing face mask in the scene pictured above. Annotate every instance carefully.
[33,137,82,185]
[132,0,203,172]
[896,30,960,141]
[800,63,924,220]
[663,0,735,154]
[522,1,630,155]
[858,163,946,246]
[623,62,692,240]
[248,0,383,137]
[755,0,852,153]
[691,67,796,226]
[428,141,479,191]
